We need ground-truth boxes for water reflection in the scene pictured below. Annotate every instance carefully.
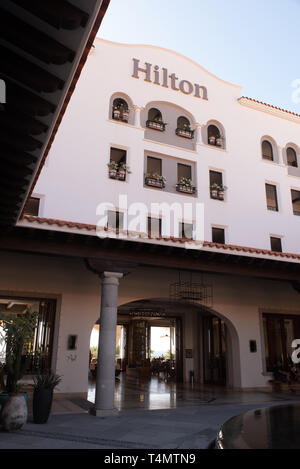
[87,375,213,411]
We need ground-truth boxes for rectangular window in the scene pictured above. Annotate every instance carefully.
[107,211,124,230]
[209,170,223,187]
[177,163,192,181]
[212,227,225,244]
[270,237,282,252]
[263,313,300,371]
[147,156,162,175]
[179,222,193,239]
[265,184,278,212]
[24,197,40,216]
[291,189,300,216]
[110,147,127,165]
[147,217,162,238]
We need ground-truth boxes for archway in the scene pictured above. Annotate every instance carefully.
[88,297,241,407]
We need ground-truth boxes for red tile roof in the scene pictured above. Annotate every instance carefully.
[22,215,300,261]
[239,96,300,119]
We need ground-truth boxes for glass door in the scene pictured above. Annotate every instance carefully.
[203,316,226,385]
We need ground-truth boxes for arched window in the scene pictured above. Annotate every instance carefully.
[112,98,129,122]
[287,147,298,167]
[176,116,194,139]
[146,108,165,131]
[262,140,273,161]
[208,125,223,147]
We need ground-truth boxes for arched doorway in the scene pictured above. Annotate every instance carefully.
[88,298,241,402]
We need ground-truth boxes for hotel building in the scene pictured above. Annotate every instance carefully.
[2,39,300,416]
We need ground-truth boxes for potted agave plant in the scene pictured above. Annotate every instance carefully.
[33,370,62,424]
[0,310,37,432]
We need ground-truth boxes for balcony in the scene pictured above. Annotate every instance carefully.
[108,162,130,181]
[145,174,166,189]
[113,108,129,123]
[210,185,226,201]
[176,128,194,139]
[176,178,196,194]
[146,120,166,132]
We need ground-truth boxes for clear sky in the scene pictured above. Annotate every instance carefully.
[98,0,300,113]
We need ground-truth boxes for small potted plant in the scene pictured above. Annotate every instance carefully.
[113,105,121,120]
[118,163,131,180]
[107,161,119,179]
[209,135,216,145]
[145,172,166,188]
[218,185,227,200]
[210,183,220,199]
[216,134,224,147]
[0,310,37,432]
[176,177,196,194]
[121,107,129,122]
[33,370,62,424]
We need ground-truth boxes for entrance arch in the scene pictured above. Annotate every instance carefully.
[89,297,241,392]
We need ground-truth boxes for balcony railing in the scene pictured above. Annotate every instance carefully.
[108,169,127,181]
[176,184,196,194]
[146,120,166,132]
[113,109,129,123]
[145,176,165,189]
[176,128,194,139]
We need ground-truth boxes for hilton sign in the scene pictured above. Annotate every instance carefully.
[132,58,208,100]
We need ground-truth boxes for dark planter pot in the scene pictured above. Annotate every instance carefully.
[33,388,53,424]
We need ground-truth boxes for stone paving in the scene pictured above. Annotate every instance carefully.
[1,386,300,449]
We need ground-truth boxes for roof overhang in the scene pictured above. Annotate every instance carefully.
[0,0,110,228]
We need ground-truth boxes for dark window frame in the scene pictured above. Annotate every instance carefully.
[265,184,279,212]
[212,227,225,244]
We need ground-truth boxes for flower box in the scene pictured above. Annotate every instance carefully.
[118,170,126,181]
[113,109,121,120]
[210,189,219,199]
[145,177,165,189]
[176,128,194,139]
[176,184,196,194]
[109,169,118,179]
[146,120,166,132]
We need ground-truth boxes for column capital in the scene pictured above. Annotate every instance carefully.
[102,271,123,285]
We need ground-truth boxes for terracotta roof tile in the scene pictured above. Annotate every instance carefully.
[239,96,300,119]
[21,215,300,262]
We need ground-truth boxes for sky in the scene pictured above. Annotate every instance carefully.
[98,0,300,113]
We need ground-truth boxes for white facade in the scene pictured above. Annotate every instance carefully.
[4,40,300,397]
[31,39,300,253]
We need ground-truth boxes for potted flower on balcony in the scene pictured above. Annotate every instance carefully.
[33,370,62,424]
[145,172,166,188]
[113,106,121,120]
[210,183,220,199]
[209,135,216,145]
[176,124,194,139]
[121,106,129,122]
[217,185,227,200]
[216,134,224,147]
[0,310,37,432]
[118,163,131,180]
[107,161,119,179]
[176,177,196,194]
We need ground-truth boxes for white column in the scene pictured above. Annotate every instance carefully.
[278,146,285,165]
[92,271,123,417]
[133,105,143,127]
[195,123,204,145]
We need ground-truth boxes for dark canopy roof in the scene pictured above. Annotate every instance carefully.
[0,0,110,228]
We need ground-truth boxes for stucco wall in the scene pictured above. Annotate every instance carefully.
[1,251,300,393]
[34,39,300,254]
